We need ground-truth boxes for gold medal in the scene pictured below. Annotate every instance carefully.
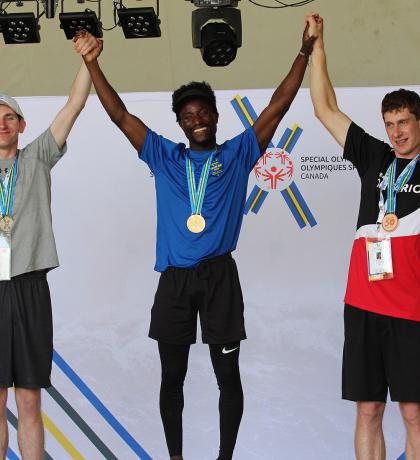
[0,215,14,233]
[187,214,206,233]
[382,213,398,232]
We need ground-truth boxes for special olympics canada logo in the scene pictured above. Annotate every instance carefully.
[254,148,293,191]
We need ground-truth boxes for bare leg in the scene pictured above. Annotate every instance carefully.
[15,388,44,460]
[400,402,420,460]
[355,401,386,460]
[0,389,8,460]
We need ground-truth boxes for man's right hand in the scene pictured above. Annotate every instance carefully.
[306,13,324,49]
[73,31,103,63]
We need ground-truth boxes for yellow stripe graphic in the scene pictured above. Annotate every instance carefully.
[10,388,83,459]
[283,124,299,151]
[234,95,254,126]
[42,412,84,460]
[250,188,264,211]
[285,186,309,225]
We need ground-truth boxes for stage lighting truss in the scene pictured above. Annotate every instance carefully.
[187,0,239,6]
[191,6,242,66]
[0,1,162,43]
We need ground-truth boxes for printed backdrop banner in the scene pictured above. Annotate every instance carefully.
[6,86,418,460]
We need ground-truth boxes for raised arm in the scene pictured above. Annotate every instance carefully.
[73,34,147,153]
[50,61,92,149]
[308,14,351,147]
[253,19,316,152]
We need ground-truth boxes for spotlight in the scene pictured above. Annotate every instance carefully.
[59,11,103,39]
[0,13,40,44]
[117,7,161,39]
[191,7,241,66]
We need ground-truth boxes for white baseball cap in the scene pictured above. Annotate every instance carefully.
[0,95,24,119]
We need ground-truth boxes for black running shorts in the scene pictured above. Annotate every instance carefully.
[149,253,246,344]
[0,270,53,388]
[342,304,420,402]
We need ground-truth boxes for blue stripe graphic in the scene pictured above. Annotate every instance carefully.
[284,127,303,154]
[278,128,292,150]
[230,99,252,129]
[281,188,305,228]
[252,190,269,214]
[289,182,317,227]
[230,98,275,148]
[244,185,261,214]
[53,350,152,460]
[241,97,258,121]
[6,448,19,460]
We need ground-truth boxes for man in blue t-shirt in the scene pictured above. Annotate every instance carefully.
[75,22,317,460]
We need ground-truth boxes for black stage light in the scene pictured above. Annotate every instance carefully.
[187,0,239,6]
[117,7,161,39]
[192,7,241,66]
[0,13,40,44]
[59,11,103,39]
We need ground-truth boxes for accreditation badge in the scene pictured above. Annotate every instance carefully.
[0,231,11,280]
[366,236,393,282]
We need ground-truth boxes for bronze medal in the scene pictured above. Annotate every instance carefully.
[187,214,206,233]
[0,215,14,233]
[382,213,398,232]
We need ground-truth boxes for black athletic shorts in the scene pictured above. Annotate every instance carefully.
[149,253,246,345]
[0,270,53,389]
[342,304,420,402]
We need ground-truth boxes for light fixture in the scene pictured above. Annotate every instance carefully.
[117,6,161,39]
[0,0,164,44]
[59,11,103,39]
[191,6,242,66]
[189,0,238,5]
[0,13,41,44]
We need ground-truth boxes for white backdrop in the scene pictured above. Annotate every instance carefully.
[7,85,418,460]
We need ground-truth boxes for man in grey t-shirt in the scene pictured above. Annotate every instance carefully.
[0,38,96,459]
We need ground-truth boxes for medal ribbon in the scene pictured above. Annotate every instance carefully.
[0,152,19,218]
[377,152,420,222]
[186,148,216,216]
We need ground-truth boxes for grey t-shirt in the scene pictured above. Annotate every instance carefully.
[0,157,14,181]
[5,128,66,277]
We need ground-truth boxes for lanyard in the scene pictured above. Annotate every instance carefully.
[0,152,19,218]
[377,152,419,223]
[186,148,216,216]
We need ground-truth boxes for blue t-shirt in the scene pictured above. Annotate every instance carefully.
[140,127,261,271]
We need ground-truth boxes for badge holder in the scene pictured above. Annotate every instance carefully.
[0,231,11,280]
[366,234,393,282]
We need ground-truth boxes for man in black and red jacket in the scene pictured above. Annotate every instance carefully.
[308,14,420,460]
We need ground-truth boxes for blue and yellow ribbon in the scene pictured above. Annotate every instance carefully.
[0,153,19,218]
[186,149,215,216]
